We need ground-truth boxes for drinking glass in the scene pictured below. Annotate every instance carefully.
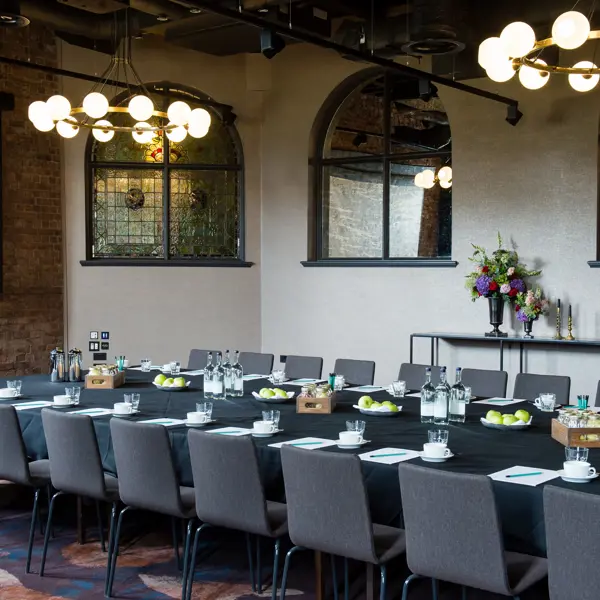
[271,369,285,384]
[334,375,345,391]
[346,420,366,435]
[428,429,449,445]
[391,380,406,398]
[170,361,181,375]
[140,359,151,372]
[124,393,140,411]
[464,386,472,404]
[565,446,589,462]
[7,380,22,395]
[65,386,81,405]
[196,401,213,421]
[577,394,590,409]
[262,409,281,429]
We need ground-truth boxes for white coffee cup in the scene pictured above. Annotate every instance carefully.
[254,420,276,434]
[123,359,130,368]
[53,395,72,406]
[0,388,17,398]
[423,442,451,458]
[187,411,208,424]
[564,460,596,479]
[534,393,556,411]
[339,431,362,445]
[113,402,132,415]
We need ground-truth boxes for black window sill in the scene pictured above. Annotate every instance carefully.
[589,261,600,268]
[80,259,254,268]
[301,259,458,268]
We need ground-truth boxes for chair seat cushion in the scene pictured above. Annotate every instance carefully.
[28,459,51,487]
[266,500,288,537]
[373,523,406,565]
[505,551,548,594]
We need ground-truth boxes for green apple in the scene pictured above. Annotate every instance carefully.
[358,396,373,409]
[370,401,382,409]
[173,377,186,388]
[384,402,399,413]
[154,374,167,386]
[487,413,503,425]
[260,388,276,398]
[514,409,530,423]
[502,414,519,426]
[163,377,174,387]
[485,410,501,421]
[273,388,287,397]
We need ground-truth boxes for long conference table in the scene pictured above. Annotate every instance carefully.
[6,370,600,563]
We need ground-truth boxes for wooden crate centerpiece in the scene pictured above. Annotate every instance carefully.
[552,417,600,448]
[85,365,125,390]
[297,383,337,414]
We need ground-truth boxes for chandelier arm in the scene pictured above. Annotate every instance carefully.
[516,56,600,74]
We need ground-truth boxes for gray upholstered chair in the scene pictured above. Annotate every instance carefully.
[107,418,196,598]
[0,405,51,573]
[461,368,508,398]
[185,431,288,600]
[544,486,600,600]
[240,352,274,375]
[39,409,120,587]
[334,358,376,386]
[398,363,442,390]
[187,349,219,370]
[398,464,547,600]
[594,380,600,407]
[513,373,570,405]
[279,447,405,600]
[284,355,323,380]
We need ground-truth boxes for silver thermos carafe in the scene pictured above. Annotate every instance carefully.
[68,348,83,382]
[50,348,66,382]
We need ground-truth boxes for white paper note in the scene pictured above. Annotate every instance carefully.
[69,408,114,417]
[346,385,386,393]
[243,374,268,381]
[206,427,252,436]
[12,401,53,410]
[473,398,527,406]
[184,370,204,376]
[269,437,337,449]
[138,418,186,427]
[359,447,420,465]
[488,465,559,487]
[286,379,326,386]
[405,392,421,398]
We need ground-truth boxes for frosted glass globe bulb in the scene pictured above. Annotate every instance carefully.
[518,59,550,90]
[500,21,536,58]
[486,58,516,82]
[166,123,188,142]
[46,95,71,121]
[92,120,115,142]
[132,122,154,144]
[167,101,191,126]
[128,95,154,121]
[56,117,79,139]
[552,11,590,50]
[83,92,109,119]
[569,61,599,92]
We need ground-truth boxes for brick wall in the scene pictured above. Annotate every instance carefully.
[0,24,63,376]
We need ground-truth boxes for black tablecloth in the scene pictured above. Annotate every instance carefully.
[6,371,600,557]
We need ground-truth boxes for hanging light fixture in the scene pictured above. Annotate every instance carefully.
[27,14,212,142]
[478,10,600,93]
[414,167,452,189]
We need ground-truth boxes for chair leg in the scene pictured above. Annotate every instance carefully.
[256,535,262,594]
[246,532,256,592]
[171,516,182,571]
[106,505,131,598]
[95,501,106,552]
[401,573,422,600]
[270,538,281,600]
[180,519,193,600]
[379,564,387,600]
[184,523,211,600]
[432,578,439,600]
[330,555,339,600]
[279,545,305,600]
[462,586,468,600]
[39,491,64,577]
[25,488,41,574]
[344,557,349,600]
[104,503,118,597]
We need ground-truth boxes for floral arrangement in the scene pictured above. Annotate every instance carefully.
[515,288,550,322]
[466,233,541,301]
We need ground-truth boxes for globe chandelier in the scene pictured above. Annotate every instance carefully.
[27,32,211,143]
[479,10,600,92]
[414,166,453,189]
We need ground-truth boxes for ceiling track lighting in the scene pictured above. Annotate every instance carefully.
[479,10,600,93]
[414,167,453,190]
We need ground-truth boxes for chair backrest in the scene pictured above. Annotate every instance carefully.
[398,363,442,390]
[461,368,508,398]
[280,446,377,563]
[0,405,33,486]
[594,380,600,407]
[188,431,272,536]
[513,373,571,404]
[398,464,511,596]
[239,352,274,375]
[110,418,186,516]
[544,486,600,600]
[41,409,108,499]
[284,355,323,380]
[187,349,219,370]
[334,358,375,386]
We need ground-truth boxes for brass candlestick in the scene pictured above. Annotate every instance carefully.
[566,315,575,341]
[554,303,562,340]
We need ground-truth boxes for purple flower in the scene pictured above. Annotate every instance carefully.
[500,283,511,294]
[517,309,530,323]
[510,279,526,293]
[475,275,492,296]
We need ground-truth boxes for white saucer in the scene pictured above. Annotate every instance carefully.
[113,409,140,418]
[52,401,77,408]
[336,439,370,449]
[185,418,217,428]
[252,428,284,438]
[558,469,599,484]
[0,394,22,400]
[419,451,454,463]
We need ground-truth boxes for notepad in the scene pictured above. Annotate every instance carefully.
[488,465,559,487]
[69,408,114,417]
[346,385,386,393]
[243,374,268,381]
[474,398,527,406]
[12,401,53,410]
[269,437,337,449]
[286,379,326,386]
[138,418,186,427]
[184,370,204,377]
[359,447,420,465]
[207,427,252,436]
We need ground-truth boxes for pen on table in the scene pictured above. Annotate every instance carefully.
[486,399,513,403]
[290,441,322,447]
[506,472,543,478]
[369,452,407,458]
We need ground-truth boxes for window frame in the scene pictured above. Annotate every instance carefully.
[81,82,251,268]
[305,68,457,268]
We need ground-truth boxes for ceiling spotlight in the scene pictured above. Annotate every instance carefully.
[352,132,367,147]
[189,8,203,14]
[258,8,269,12]
[260,29,286,59]
[506,104,523,126]
[156,14,169,22]
[0,0,29,27]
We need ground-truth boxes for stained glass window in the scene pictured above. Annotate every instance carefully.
[87,84,244,263]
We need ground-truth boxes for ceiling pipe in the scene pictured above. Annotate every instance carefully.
[183,0,520,110]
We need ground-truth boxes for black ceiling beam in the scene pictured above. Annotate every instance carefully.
[184,0,519,110]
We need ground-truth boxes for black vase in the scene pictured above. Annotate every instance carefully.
[485,296,507,337]
[523,320,534,339]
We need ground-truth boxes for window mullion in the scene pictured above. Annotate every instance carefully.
[383,73,391,259]
[163,145,171,261]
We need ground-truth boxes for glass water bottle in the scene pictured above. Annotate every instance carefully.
[203,352,214,400]
[232,350,244,397]
[433,367,449,425]
[420,367,435,424]
[449,367,466,423]
[212,352,225,400]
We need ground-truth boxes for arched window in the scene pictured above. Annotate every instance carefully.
[306,69,455,267]
[84,83,248,266]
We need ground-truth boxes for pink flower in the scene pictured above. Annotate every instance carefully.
[507,267,515,276]
[500,283,511,294]
[525,294,535,306]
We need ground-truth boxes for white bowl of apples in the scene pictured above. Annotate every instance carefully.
[480,408,532,430]
[152,374,190,391]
